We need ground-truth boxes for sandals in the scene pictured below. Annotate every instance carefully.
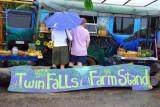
[68,66,73,68]
[50,66,57,69]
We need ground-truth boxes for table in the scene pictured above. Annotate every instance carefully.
[0,55,40,61]
[113,55,158,65]
[0,55,43,67]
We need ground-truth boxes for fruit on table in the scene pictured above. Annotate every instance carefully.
[28,53,36,56]
[145,51,151,55]
[34,51,42,56]
[18,51,24,56]
[0,50,12,55]
[24,52,29,56]
[28,49,36,53]
[137,52,141,57]
[141,54,146,57]
[141,51,152,55]
[28,50,42,56]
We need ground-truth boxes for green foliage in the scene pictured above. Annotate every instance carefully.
[2,4,6,10]
[141,29,146,35]
[7,3,15,10]
[8,61,16,65]
[84,0,89,11]
[89,0,93,11]
[19,61,27,65]
[8,61,28,66]
[2,2,32,11]
[84,0,94,11]
[16,4,32,11]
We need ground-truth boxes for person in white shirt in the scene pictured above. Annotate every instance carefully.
[51,29,72,69]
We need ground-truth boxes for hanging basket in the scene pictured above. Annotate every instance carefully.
[117,44,126,56]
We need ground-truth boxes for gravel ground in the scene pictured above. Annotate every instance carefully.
[0,86,160,107]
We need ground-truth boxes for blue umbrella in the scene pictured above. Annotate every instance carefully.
[45,11,83,30]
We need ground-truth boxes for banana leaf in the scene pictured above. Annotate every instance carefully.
[84,0,89,11]
[89,0,93,11]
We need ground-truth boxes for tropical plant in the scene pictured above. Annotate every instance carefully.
[69,0,94,11]
[84,0,93,11]
[16,4,32,11]
[2,0,32,11]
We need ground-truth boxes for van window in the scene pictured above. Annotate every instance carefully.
[80,15,97,34]
[141,18,147,29]
[8,11,32,28]
[113,17,134,35]
[80,15,97,23]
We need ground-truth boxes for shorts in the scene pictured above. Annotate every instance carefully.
[69,54,86,63]
[52,46,69,65]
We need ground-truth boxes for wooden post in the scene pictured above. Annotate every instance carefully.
[0,3,3,49]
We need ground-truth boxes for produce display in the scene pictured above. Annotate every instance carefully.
[0,50,12,56]
[122,51,138,57]
[27,49,43,56]
[117,48,153,58]
[0,49,43,57]
[141,51,152,56]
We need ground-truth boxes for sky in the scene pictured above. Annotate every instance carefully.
[92,0,160,9]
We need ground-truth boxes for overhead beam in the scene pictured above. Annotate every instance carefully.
[101,0,107,4]
[123,0,131,5]
[0,0,34,5]
[144,0,158,7]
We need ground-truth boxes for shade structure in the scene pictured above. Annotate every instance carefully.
[38,0,160,16]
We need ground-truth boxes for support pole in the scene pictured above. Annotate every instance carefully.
[0,0,33,5]
[0,3,3,49]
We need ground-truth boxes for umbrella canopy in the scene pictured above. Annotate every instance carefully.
[45,11,83,30]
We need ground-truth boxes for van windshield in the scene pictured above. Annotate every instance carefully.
[8,11,32,28]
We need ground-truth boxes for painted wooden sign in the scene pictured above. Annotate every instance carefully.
[8,64,152,93]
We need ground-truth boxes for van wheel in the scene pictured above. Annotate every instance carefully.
[150,63,160,76]
[83,56,97,66]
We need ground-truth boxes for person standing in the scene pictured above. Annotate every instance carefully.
[51,29,72,69]
[69,18,90,67]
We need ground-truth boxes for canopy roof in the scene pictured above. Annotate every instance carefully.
[92,0,160,9]
[38,0,160,16]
